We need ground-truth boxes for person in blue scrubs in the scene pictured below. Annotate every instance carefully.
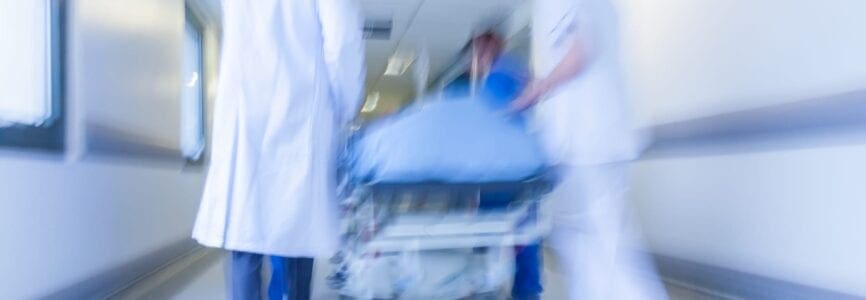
[230,254,313,300]
[448,31,543,300]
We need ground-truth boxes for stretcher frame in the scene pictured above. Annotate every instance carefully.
[329,174,555,299]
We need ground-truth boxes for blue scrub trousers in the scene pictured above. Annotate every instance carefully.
[231,251,313,300]
[479,191,544,299]
[512,243,543,299]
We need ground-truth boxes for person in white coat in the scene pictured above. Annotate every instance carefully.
[191,0,365,299]
[511,0,666,299]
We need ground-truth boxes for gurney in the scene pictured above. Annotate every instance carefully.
[329,99,556,299]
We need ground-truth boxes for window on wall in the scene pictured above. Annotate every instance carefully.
[181,10,206,162]
[0,0,64,151]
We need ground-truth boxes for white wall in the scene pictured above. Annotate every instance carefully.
[0,0,220,298]
[632,143,866,296]
[619,0,866,296]
[0,156,204,299]
[619,0,866,126]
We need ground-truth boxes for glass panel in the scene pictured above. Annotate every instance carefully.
[181,19,205,160]
[0,0,51,126]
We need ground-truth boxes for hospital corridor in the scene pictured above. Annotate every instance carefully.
[1,0,865,299]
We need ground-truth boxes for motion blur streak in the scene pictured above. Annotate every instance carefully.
[0,0,864,299]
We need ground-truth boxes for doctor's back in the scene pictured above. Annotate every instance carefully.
[193,0,365,257]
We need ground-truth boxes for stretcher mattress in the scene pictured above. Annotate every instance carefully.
[348,98,548,184]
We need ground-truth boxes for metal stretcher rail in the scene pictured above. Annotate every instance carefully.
[355,171,558,193]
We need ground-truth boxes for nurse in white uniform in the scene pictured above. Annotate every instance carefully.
[512,0,665,299]
[191,0,364,299]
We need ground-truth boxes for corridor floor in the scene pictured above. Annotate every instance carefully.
[119,248,730,300]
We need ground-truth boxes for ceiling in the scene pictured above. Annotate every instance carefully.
[360,0,526,115]
[189,0,527,115]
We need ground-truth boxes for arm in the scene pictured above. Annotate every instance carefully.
[511,36,592,112]
[538,38,590,96]
[317,0,366,125]
[511,3,596,112]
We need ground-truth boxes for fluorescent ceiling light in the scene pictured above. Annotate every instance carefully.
[361,92,380,113]
[384,55,414,76]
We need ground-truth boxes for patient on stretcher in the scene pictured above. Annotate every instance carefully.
[334,34,548,299]
[348,96,547,184]
[348,46,544,184]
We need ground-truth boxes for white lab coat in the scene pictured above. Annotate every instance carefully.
[192,0,365,257]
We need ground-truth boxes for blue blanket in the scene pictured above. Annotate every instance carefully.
[348,98,548,184]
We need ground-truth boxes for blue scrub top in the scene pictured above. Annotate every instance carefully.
[484,54,529,109]
[441,54,529,110]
